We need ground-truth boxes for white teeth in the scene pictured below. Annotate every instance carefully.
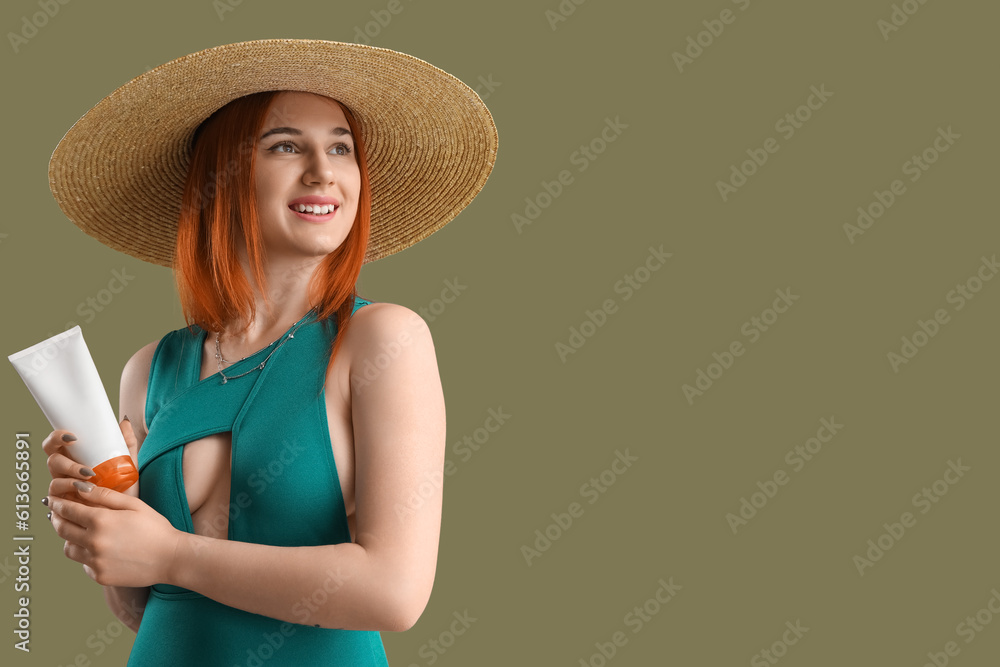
[294,204,335,215]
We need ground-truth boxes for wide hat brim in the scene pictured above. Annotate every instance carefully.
[47,38,499,267]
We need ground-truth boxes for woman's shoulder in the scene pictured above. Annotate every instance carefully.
[348,299,431,344]
[341,299,436,374]
[122,336,163,378]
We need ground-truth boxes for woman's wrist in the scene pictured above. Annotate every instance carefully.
[160,529,192,589]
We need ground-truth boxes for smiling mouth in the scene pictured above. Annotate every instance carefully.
[289,203,338,216]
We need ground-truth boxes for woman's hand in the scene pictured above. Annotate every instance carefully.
[45,478,181,588]
[42,418,148,583]
[42,418,140,501]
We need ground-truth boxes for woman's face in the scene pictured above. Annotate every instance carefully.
[251,91,361,262]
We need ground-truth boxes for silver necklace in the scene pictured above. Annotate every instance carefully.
[214,310,314,384]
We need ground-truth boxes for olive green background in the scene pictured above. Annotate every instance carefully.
[2,0,998,664]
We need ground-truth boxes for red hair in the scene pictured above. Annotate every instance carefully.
[173,90,371,389]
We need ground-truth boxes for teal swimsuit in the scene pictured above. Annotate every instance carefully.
[130,297,389,666]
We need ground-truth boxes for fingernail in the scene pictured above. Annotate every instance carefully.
[73,480,95,493]
[41,496,49,506]
[122,415,130,423]
[47,512,52,521]
[80,467,96,477]
[62,433,77,442]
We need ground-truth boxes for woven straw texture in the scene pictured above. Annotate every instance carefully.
[47,38,499,267]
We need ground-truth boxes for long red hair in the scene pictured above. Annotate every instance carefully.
[173,90,371,389]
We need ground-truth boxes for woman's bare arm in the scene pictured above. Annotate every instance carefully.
[164,303,446,631]
[49,304,445,631]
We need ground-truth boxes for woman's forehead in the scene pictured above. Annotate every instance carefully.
[265,91,346,120]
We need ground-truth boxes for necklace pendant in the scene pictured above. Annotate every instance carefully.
[221,375,228,385]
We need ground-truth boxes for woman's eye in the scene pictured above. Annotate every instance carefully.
[268,142,351,156]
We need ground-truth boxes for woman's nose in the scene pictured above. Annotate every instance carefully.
[302,150,336,185]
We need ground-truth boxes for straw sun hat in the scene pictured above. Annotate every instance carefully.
[47,38,499,267]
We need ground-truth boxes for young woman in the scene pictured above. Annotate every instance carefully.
[39,39,497,665]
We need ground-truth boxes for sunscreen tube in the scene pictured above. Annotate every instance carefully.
[8,326,138,491]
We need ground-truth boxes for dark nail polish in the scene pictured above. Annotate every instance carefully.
[47,512,52,521]
[41,496,49,506]
[73,480,95,493]
[80,467,96,477]
[61,433,77,442]
[122,415,130,423]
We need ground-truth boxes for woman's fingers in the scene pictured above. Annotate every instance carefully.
[50,503,89,547]
[42,429,96,482]
[46,450,96,481]
[48,493,94,529]
[63,539,91,566]
[47,482,138,524]
[41,429,78,457]
[47,476,87,499]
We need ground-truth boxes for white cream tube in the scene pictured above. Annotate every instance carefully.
[8,326,137,491]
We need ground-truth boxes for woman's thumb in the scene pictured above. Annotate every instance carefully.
[120,416,138,458]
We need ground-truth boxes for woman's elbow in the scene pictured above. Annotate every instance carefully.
[381,576,432,632]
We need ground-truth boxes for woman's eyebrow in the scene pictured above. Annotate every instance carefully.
[260,126,353,140]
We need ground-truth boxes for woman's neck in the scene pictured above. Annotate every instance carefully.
[222,252,326,349]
